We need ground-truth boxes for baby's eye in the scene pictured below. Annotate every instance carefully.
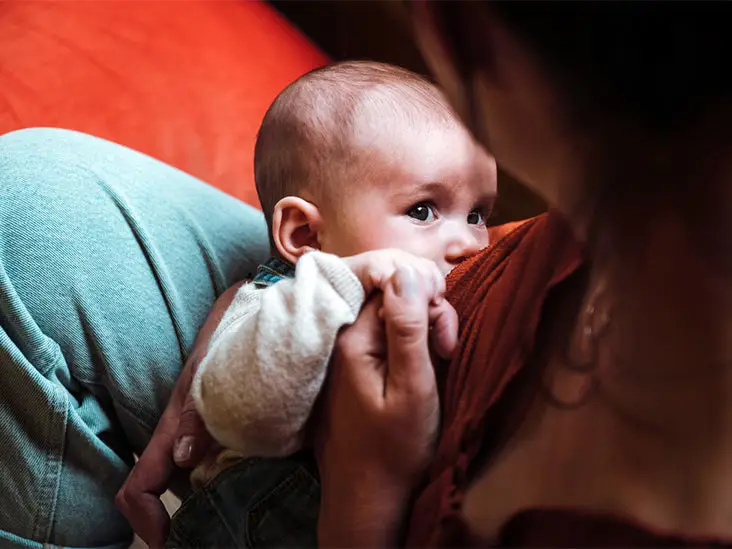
[467,209,485,225]
[406,203,437,223]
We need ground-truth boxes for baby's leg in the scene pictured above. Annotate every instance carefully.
[168,451,320,549]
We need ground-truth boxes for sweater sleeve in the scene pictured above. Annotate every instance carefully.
[192,251,365,457]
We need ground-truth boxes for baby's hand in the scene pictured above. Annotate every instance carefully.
[343,249,445,305]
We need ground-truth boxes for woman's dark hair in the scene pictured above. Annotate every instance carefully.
[435,1,732,133]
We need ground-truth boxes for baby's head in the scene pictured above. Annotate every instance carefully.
[254,61,497,275]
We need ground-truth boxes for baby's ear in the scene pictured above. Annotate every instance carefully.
[271,196,323,263]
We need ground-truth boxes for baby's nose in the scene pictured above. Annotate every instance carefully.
[445,230,482,265]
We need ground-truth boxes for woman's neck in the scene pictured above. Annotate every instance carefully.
[573,119,732,399]
[596,210,732,424]
[577,174,732,533]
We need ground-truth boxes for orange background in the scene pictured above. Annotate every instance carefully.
[0,0,328,206]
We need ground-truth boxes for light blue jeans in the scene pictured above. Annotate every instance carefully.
[0,128,269,548]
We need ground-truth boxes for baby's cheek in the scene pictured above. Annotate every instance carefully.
[355,220,407,252]
[325,219,383,256]
[350,218,437,260]
[392,230,441,260]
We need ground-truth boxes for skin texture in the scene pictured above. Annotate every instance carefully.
[273,114,497,276]
[316,116,496,275]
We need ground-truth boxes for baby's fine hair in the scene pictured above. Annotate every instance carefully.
[253,60,457,239]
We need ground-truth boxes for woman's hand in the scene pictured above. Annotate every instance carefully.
[316,266,458,547]
[115,283,243,548]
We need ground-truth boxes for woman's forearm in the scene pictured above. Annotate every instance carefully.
[318,473,413,548]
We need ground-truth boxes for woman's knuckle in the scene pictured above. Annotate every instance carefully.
[390,316,425,343]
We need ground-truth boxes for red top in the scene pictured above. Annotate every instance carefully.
[405,212,730,547]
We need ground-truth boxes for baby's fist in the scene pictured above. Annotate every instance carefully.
[343,249,444,304]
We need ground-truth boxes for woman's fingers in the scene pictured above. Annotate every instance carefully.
[118,282,246,546]
[429,299,459,360]
[116,372,186,548]
[173,394,214,468]
[332,294,386,389]
[382,266,435,397]
[116,439,174,549]
[170,282,244,467]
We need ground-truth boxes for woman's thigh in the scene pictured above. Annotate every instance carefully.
[0,128,268,548]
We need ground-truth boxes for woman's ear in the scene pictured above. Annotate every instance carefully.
[271,196,323,264]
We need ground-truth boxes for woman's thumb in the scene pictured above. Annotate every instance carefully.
[382,267,434,393]
[429,300,458,360]
[173,394,213,468]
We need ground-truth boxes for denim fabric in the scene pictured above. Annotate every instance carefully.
[167,452,320,549]
[0,128,269,548]
[251,258,295,288]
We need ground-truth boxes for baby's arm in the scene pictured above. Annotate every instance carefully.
[193,249,445,458]
[192,251,365,457]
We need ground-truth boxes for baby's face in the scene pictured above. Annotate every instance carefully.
[319,118,497,275]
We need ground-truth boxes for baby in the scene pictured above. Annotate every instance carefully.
[166,61,497,548]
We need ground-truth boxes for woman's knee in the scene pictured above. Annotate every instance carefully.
[0,127,268,444]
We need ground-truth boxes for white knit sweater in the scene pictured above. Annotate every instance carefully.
[192,251,365,459]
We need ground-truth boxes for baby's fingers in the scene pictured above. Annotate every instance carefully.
[430,262,446,304]
[408,259,443,303]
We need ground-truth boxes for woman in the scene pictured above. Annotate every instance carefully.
[127,1,732,547]
[6,2,732,548]
[139,2,732,546]
[315,1,732,547]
